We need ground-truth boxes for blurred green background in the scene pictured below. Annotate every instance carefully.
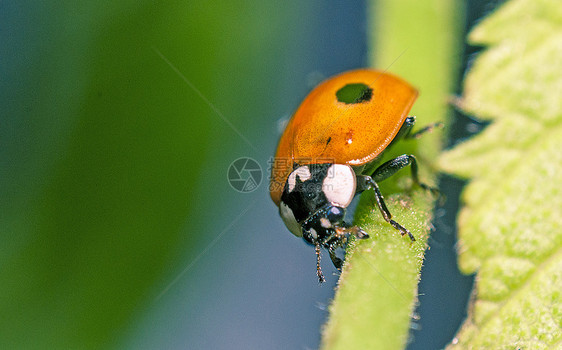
[1,1,500,349]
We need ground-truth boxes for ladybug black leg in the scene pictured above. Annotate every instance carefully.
[371,154,440,197]
[356,175,415,241]
[328,245,344,270]
[388,116,416,147]
[343,225,370,240]
[405,121,444,139]
[325,226,368,270]
[324,231,345,270]
[390,116,443,145]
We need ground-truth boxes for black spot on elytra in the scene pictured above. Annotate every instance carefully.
[336,83,373,104]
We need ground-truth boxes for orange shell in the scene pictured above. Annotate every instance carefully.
[270,69,418,206]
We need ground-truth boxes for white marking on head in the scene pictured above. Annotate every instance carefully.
[322,164,356,207]
[287,166,312,193]
[320,217,332,229]
[279,201,302,237]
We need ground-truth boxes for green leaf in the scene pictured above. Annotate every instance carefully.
[440,0,562,348]
[321,1,462,349]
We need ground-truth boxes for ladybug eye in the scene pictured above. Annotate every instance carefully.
[336,83,373,104]
[326,206,345,223]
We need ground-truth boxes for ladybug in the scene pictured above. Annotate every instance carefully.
[270,69,440,282]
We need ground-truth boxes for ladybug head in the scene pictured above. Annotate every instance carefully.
[301,205,346,244]
[279,163,357,244]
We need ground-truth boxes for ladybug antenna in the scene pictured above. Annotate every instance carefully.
[315,243,325,283]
